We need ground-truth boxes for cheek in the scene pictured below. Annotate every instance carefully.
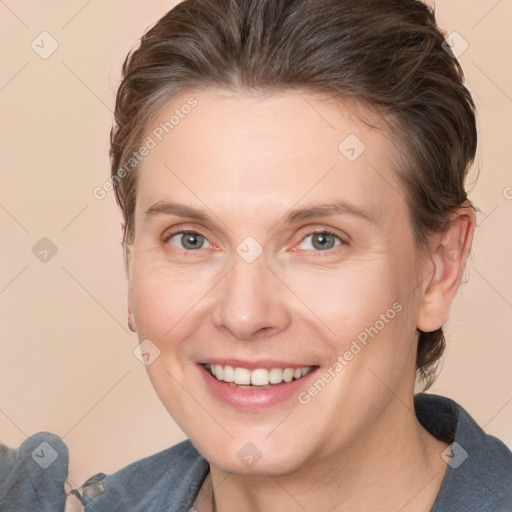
[130,256,216,342]
[284,258,418,396]
[129,264,215,425]
[283,259,404,342]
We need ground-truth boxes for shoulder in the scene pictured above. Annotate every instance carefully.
[0,431,69,512]
[0,432,208,512]
[80,438,209,512]
[415,393,512,511]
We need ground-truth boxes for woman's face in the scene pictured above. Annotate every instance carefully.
[128,88,430,474]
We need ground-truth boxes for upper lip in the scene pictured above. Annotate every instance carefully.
[198,358,317,370]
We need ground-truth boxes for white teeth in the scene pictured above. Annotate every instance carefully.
[223,365,234,382]
[205,363,314,386]
[269,368,283,384]
[233,367,251,385]
[282,368,294,382]
[251,369,269,386]
[213,364,223,380]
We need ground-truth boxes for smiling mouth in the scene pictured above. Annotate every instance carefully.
[202,363,318,389]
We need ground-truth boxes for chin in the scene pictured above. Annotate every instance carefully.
[191,430,312,476]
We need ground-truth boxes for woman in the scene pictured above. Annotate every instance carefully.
[2,0,511,511]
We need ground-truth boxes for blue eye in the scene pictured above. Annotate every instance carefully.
[167,231,212,251]
[298,231,343,251]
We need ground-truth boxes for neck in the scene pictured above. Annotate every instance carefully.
[198,393,449,512]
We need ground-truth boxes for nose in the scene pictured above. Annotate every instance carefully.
[211,253,292,341]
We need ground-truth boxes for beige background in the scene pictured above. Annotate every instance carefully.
[1,0,511,488]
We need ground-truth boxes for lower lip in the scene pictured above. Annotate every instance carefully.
[197,364,319,410]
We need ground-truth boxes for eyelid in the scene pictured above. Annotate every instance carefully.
[162,228,203,241]
[162,224,211,242]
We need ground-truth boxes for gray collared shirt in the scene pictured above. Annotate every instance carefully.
[1,393,511,511]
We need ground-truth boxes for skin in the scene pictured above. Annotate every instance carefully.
[126,88,475,512]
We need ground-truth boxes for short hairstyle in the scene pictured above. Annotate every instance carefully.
[110,0,477,389]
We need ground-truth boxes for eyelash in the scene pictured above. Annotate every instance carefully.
[162,228,346,255]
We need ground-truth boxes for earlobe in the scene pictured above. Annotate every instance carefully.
[417,204,476,333]
[128,312,137,333]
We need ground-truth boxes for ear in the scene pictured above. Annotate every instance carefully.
[127,287,137,333]
[417,203,476,332]
[122,219,137,332]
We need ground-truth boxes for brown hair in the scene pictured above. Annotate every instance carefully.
[110,0,477,389]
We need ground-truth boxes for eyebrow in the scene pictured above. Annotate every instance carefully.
[145,201,210,222]
[283,200,372,223]
[144,199,372,224]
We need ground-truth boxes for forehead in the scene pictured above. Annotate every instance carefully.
[135,88,406,228]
